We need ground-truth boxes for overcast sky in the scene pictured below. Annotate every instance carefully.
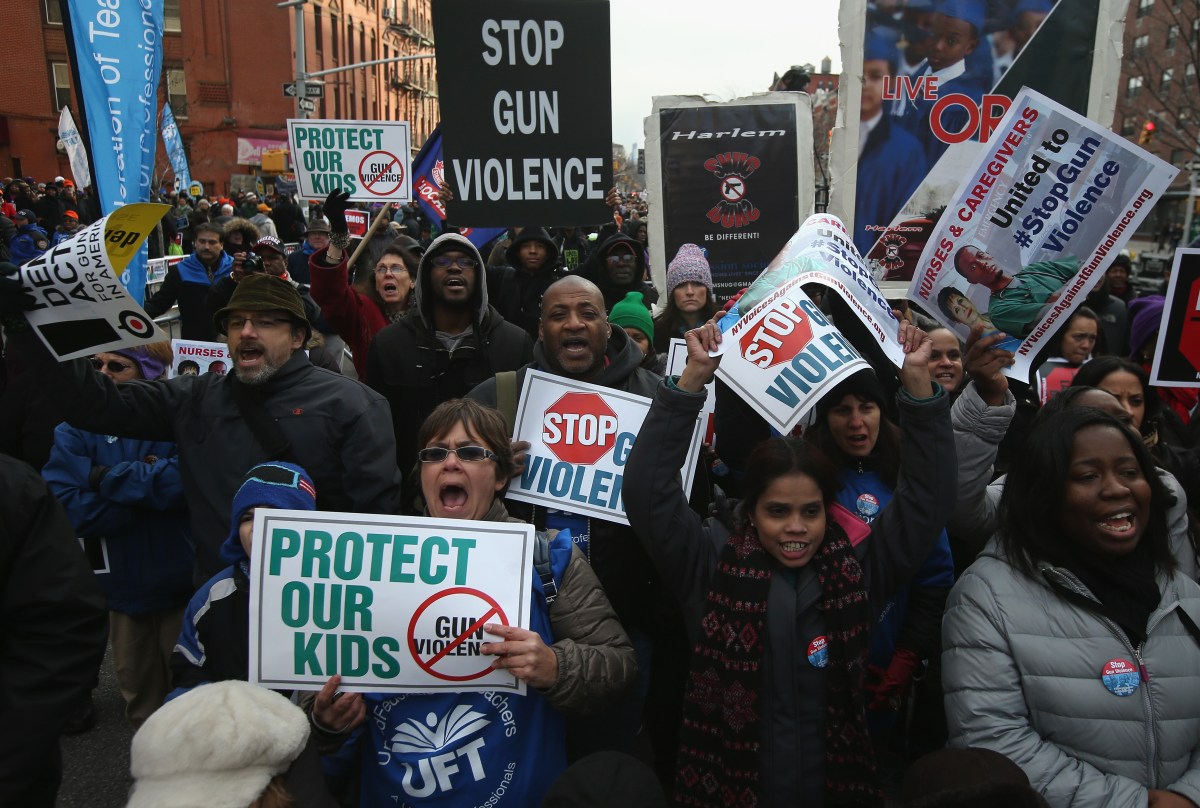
[607,0,843,154]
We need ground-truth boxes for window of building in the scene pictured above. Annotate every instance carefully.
[164,0,181,32]
[1168,24,1179,48]
[348,20,355,64]
[360,26,366,65]
[167,68,187,119]
[314,7,323,52]
[331,15,339,59]
[1133,34,1149,56]
[1137,0,1153,18]
[1187,63,1197,84]
[1127,75,1143,98]
[1162,67,1174,89]
[51,62,71,112]
[44,0,62,24]
[1122,115,1137,135]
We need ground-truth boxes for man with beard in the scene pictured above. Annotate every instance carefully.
[145,223,233,341]
[5,273,400,582]
[367,233,531,511]
[467,275,686,768]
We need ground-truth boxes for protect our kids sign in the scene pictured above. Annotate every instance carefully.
[506,371,705,525]
[249,509,534,694]
[286,119,412,202]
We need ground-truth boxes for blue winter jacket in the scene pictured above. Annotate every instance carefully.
[43,423,194,614]
[10,224,50,265]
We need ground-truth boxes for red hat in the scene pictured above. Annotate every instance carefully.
[64,210,79,220]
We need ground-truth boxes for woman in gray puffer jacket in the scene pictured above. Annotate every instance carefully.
[943,406,1200,808]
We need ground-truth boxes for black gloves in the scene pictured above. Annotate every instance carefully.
[322,190,351,236]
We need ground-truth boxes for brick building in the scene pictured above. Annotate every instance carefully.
[0,0,437,196]
[1111,0,1200,241]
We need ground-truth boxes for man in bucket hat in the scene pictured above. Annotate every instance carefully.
[4,272,401,583]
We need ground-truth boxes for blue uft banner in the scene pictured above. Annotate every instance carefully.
[161,104,191,194]
[411,126,506,250]
[65,1,164,304]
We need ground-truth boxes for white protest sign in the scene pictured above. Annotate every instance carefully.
[905,87,1178,380]
[748,213,905,367]
[169,339,231,378]
[19,202,170,361]
[507,370,704,525]
[287,119,412,202]
[667,337,716,444]
[249,509,535,694]
[715,276,870,434]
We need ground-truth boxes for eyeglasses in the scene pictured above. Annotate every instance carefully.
[417,446,498,463]
[430,255,478,270]
[224,315,291,331]
[374,263,407,276]
[90,357,134,374]
[606,252,636,264]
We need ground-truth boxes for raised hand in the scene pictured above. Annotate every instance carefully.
[677,317,723,394]
[964,323,1014,406]
[894,309,934,398]
[322,190,351,235]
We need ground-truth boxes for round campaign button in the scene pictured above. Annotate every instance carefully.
[808,636,829,669]
[1101,658,1140,697]
[856,493,880,519]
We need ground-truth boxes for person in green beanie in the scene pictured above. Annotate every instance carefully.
[610,290,665,375]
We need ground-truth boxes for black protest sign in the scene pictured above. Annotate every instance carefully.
[432,0,612,226]
[1150,249,1200,387]
[657,103,801,300]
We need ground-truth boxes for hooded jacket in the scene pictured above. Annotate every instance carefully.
[467,327,663,627]
[144,251,234,341]
[486,226,567,339]
[367,233,532,509]
[577,231,659,313]
[944,543,1200,807]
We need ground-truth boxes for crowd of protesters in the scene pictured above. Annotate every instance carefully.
[0,166,1198,808]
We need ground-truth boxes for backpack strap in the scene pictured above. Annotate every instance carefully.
[496,370,518,436]
[229,379,293,461]
[533,531,558,606]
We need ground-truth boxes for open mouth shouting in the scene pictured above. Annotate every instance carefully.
[438,482,470,517]
[236,341,266,371]
[1097,510,1136,536]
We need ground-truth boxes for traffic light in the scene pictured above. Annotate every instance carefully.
[637,148,645,174]
[1139,120,1156,145]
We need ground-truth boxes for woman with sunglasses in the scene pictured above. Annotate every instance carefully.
[42,342,195,729]
[309,398,634,807]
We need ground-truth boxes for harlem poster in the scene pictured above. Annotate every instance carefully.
[645,94,814,300]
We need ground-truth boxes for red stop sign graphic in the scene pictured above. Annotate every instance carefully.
[739,299,814,369]
[541,393,619,465]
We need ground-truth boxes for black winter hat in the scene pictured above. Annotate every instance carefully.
[505,226,559,270]
[814,368,888,423]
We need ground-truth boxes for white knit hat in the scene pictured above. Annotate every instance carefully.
[126,681,310,808]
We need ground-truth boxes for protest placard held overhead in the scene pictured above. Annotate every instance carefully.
[905,88,1177,380]
[1150,249,1200,388]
